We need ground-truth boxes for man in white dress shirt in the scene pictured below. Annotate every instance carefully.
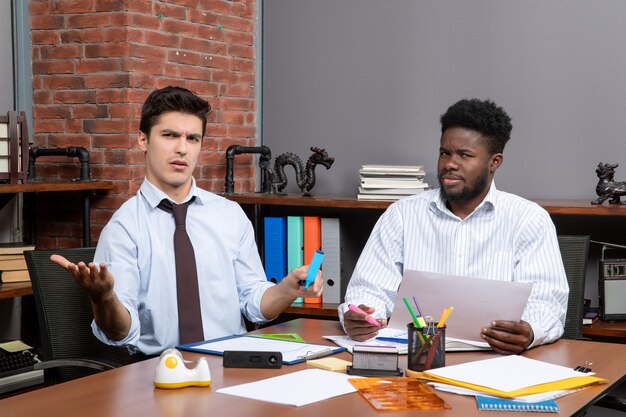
[51,86,323,356]
[341,98,568,354]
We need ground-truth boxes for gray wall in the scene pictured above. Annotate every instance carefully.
[262,0,626,199]
[0,1,14,111]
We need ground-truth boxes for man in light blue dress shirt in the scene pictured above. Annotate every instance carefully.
[341,99,568,355]
[52,86,323,356]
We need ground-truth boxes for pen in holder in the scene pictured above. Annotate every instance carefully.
[407,322,445,372]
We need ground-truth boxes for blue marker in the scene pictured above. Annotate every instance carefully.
[303,250,324,289]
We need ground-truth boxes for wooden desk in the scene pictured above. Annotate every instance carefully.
[584,319,626,342]
[2,319,626,417]
[0,282,32,300]
[0,181,113,247]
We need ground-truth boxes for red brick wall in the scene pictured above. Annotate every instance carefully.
[29,0,257,248]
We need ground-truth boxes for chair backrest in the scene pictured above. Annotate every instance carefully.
[24,248,133,383]
[557,235,590,340]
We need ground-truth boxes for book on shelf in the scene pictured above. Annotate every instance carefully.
[0,257,28,271]
[358,187,425,195]
[359,164,424,174]
[357,193,415,201]
[360,179,428,189]
[0,243,35,256]
[0,269,30,283]
[287,216,304,303]
[303,216,322,304]
[264,217,287,283]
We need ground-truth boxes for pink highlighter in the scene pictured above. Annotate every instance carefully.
[348,304,381,327]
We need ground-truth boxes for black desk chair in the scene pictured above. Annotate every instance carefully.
[557,235,590,340]
[557,235,626,413]
[24,248,133,385]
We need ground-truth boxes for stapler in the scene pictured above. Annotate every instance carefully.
[153,348,211,389]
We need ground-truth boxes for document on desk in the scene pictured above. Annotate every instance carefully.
[178,335,345,365]
[216,369,358,406]
[420,355,607,398]
[387,270,533,346]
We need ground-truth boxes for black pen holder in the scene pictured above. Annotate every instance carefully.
[407,322,445,372]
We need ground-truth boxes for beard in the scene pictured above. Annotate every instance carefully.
[439,167,489,202]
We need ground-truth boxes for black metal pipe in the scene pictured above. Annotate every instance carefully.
[29,146,91,181]
[225,145,271,194]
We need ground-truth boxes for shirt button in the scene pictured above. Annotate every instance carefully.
[458,252,463,258]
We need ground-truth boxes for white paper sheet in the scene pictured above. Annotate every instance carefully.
[388,270,533,343]
[424,355,594,393]
[216,369,358,406]
[324,328,490,354]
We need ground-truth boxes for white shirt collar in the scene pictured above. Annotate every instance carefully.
[139,177,205,208]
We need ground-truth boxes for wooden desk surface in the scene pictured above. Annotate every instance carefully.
[2,319,626,417]
[584,319,626,340]
[0,281,32,299]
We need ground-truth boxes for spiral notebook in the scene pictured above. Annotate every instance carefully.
[476,396,559,413]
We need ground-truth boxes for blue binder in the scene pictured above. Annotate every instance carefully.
[264,217,287,283]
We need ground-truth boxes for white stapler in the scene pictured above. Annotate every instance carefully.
[153,348,211,389]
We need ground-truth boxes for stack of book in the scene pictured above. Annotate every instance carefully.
[0,243,35,283]
[358,164,428,201]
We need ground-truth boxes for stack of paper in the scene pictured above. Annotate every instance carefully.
[418,355,607,398]
[357,164,428,201]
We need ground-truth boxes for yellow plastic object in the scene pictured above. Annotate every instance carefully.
[153,349,212,389]
[348,377,450,411]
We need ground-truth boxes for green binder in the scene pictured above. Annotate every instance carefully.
[287,216,304,303]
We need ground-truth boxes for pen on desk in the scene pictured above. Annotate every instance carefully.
[348,304,381,327]
[303,250,324,290]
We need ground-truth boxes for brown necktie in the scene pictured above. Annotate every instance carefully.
[158,197,204,344]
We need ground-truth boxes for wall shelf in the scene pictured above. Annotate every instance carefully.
[225,193,626,341]
[225,193,626,216]
[0,180,114,246]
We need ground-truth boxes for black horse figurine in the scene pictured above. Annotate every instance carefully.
[592,162,626,205]
[268,147,334,196]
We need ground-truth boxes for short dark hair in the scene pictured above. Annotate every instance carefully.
[139,86,211,137]
[440,98,512,154]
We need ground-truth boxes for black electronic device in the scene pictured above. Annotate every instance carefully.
[223,351,283,369]
[599,258,626,320]
[598,242,626,321]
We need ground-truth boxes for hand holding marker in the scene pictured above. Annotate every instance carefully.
[303,250,324,289]
[348,304,382,327]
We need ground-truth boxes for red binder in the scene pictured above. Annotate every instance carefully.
[303,216,322,304]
